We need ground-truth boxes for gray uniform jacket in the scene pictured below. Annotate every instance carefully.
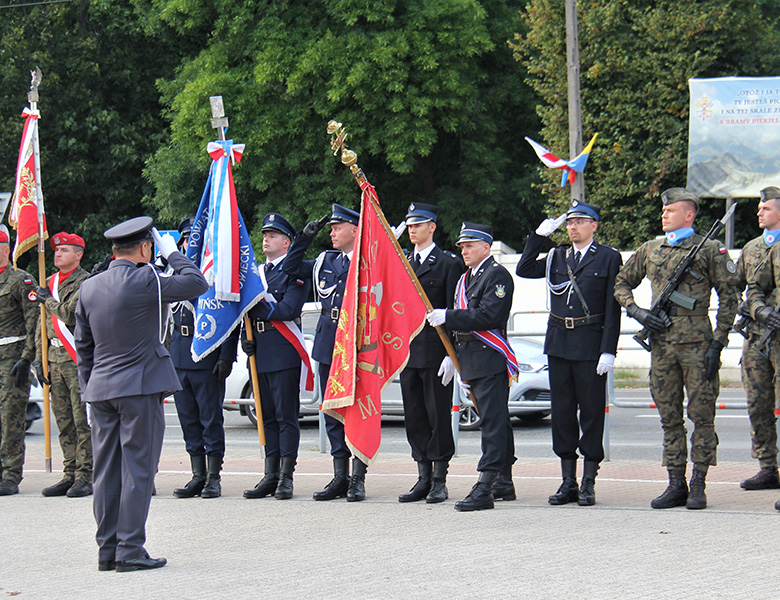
[75,252,209,402]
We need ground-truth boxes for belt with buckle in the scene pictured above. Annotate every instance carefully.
[49,338,64,348]
[255,321,277,334]
[321,307,340,322]
[550,313,605,329]
[453,331,477,342]
[0,335,25,346]
[179,325,191,337]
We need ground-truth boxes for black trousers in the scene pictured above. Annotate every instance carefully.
[470,371,515,473]
[400,366,455,463]
[548,356,606,463]
[258,366,301,458]
[318,361,350,459]
[173,368,226,457]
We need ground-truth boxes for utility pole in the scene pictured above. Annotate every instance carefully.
[565,0,584,202]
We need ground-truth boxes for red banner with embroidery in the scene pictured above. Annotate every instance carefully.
[323,180,427,465]
[10,108,47,264]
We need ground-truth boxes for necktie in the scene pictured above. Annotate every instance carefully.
[574,251,581,267]
[265,262,273,275]
[341,254,349,269]
[412,253,421,270]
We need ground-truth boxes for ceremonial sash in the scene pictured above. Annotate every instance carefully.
[455,273,519,379]
[50,272,77,363]
[259,264,314,392]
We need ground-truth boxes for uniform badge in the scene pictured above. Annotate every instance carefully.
[23,277,33,285]
[571,199,579,207]
[319,280,326,288]
[28,290,37,302]
[727,260,737,273]
[269,214,275,221]
[495,285,506,299]
[409,203,416,212]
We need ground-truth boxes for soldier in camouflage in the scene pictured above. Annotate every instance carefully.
[614,188,739,510]
[34,232,93,498]
[735,187,780,492]
[0,229,40,496]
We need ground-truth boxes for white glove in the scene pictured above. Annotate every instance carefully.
[392,222,407,240]
[437,356,456,386]
[535,213,568,237]
[151,227,178,259]
[426,308,447,327]
[456,372,471,397]
[596,353,615,376]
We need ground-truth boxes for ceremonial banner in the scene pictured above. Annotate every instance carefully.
[525,134,598,187]
[688,76,780,198]
[323,180,427,464]
[10,107,47,264]
[186,139,266,361]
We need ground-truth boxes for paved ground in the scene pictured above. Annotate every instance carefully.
[3,444,780,599]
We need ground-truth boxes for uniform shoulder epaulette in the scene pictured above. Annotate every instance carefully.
[443,250,459,259]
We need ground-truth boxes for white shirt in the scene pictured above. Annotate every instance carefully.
[413,242,436,265]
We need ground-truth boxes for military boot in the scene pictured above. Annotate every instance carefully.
[399,461,432,503]
[201,455,223,499]
[313,458,350,501]
[740,466,780,490]
[66,480,93,498]
[173,455,207,498]
[455,471,496,512]
[426,461,449,504]
[686,466,707,510]
[578,460,599,506]
[549,458,579,505]
[347,458,367,502]
[650,469,688,509]
[0,480,19,496]
[243,456,280,499]
[42,477,75,497]
[492,464,516,501]
[275,457,296,500]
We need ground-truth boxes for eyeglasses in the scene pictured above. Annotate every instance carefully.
[566,218,593,227]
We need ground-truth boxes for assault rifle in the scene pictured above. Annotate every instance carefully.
[634,202,737,351]
[752,298,780,359]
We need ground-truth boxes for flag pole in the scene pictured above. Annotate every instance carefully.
[209,96,265,446]
[27,68,52,472]
[326,120,477,412]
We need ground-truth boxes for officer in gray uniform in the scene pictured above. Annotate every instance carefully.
[75,217,208,572]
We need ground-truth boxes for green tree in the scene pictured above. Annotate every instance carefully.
[142,0,543,254]
[512,0,780,249]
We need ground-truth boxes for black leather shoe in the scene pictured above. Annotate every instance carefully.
[115,556,167,572]
[740,467,780,490]
[98,560,116,572]
[42,477,74,497]
[347,459,367,502]
[67,480,93,497]
[492,466,516,501]
[454,472,496,512]
[548,478,579,505]
[0,479,19,496]
[651,470,688,509]
[398,462,432,503]
[313,458,350,501]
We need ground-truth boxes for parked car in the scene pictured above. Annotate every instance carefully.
[224,303,551,430]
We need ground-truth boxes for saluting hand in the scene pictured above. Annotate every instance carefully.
[535,213,567,237]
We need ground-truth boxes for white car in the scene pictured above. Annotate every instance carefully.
[224,303,551,431]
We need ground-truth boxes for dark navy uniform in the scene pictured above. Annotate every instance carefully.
[516,200,622,506]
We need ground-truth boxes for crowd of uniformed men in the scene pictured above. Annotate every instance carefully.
[2,187,780,567]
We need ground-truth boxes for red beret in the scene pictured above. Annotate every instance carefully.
[0,231,8,243]
[50,232,85,250]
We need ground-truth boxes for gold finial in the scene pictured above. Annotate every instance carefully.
[327,119,366,184]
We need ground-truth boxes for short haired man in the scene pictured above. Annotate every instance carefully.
[35,232,93,498]
[516,199,622,505]
[615,188,739,510]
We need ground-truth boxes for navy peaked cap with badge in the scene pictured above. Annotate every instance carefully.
[104,216,153,245]
[661,187,699,208]
[405,202,439,224]
[178,217,194,236]
[456,222,493,246]
[760,186,780,201]
[261,213,296,239]
[566,199,600,222]
[329,203,360,226]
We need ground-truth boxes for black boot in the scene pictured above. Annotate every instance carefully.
[492,465,516,501]
[243,456,280,499]
[347,458,367,502]
[173,455,206,498]
[650,469,688,509]
[455,471,496,512]
[275,457,296,500]
[686,466,707,510]
[42,477,75,497]
[549,458,579,505]
[313,458,350,501]
[399,461,432,503]
[201,455,222,499]
[426,461,449,504]
[578,460,599,506]
[740,466,780,490]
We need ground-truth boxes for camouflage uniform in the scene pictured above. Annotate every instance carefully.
[614,234,739,471]
[35,266,92,483]
[0,266,39,485]
[737,236,779,469]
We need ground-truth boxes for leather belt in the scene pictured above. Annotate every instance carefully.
[49,338,64,348]
[0,335,25,346]
[173,323,192,336]
[550,313,605,330]
[255,321,277,333]
[453,331,477,342]
[321,307,340,322]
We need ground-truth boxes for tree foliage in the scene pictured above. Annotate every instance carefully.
[512,0,780,249]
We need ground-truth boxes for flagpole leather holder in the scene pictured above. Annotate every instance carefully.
[326,120,478,413]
